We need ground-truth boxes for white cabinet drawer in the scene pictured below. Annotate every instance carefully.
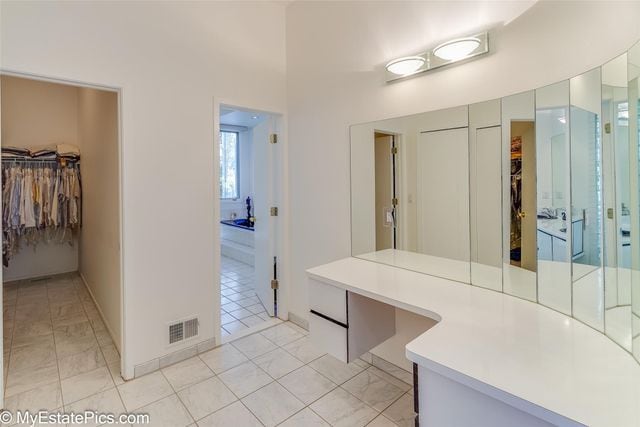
[309,278,347,324]
[309,311,348,362]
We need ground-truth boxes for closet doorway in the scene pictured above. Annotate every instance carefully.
[218,105,283,339]
[0,73,123,404]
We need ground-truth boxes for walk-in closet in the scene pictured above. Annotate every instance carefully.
[1,74,123,401]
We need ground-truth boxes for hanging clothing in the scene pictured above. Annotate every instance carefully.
[1,160,82,267]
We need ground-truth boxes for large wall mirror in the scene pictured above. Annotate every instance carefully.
[350,41,640,364]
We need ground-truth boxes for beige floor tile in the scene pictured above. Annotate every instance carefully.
[162,357,214,391]
[278,408,330,427]
[4,381,62,414]
[9,340,57,372]
[282,337,325,364]
[58,346,106,379]
[107,362,125,386]
[217,361,272,398]
[199,344,248,374]
[222,320,247,334]
[6,362,59,397]
[231,334,277,359]
[381,393,415,427]
[64,388,125,427]
[60,366,115,404]
[278,365,337,405]
[367,415,399,426]
[101,344,120,364]
[253,348,303,379]
[117,371,173,411]
[260,324,304,347]
[196,401,262,427]
[308,354,367,385]
[139,394,193,427]
[310,387,378,427]
[240,315,265,328]
[241,382,304,427]
[177,376,236,420]
[342,370,404,412]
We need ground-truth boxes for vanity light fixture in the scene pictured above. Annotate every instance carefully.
[433,37,481,61]
[385,56,427,77]
[386,31,489,82]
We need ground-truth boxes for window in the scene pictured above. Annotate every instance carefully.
[219,131,239,199]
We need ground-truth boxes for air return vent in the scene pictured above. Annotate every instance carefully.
[167,317,199,346]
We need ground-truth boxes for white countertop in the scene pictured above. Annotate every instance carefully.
[307,257,640,427]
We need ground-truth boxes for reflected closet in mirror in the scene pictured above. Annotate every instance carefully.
[602,53,632,350]
[502,91,537,301]
[536,81,571,314]
[570,67,604,332]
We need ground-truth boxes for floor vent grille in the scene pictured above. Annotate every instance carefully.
[168,317,199,345]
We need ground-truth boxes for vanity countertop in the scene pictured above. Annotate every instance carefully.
[537,217,583,240]
[307,257,640,427]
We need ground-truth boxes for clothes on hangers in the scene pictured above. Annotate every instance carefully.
[1,160,82,266]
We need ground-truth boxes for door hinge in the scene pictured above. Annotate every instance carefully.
[392,198,398,206]
[605,123,611,134]
[270,134,278,144]
[391,146,398,155]
[270,207,279,216]
[271,279,279,290]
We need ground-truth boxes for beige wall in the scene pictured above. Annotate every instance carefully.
[1,75,79,147]
[77,87,121,350]
[0,75,80,280]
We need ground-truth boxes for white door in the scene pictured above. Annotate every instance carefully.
[252,115,280,316]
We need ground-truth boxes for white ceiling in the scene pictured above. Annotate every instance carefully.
[220,107,267,128]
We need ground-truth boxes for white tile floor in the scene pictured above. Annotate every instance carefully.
[3,273,416,426]
[2,273,122,426]
[220,256,272,337]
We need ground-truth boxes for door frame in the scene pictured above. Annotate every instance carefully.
[213,98,288,344]
[0,69,127,391]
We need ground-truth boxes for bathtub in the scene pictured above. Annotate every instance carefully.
[220,220,254,266]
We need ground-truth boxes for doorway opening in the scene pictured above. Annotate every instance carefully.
[374,132,398,251]
[0,73,124,402]
[218,105,281,339]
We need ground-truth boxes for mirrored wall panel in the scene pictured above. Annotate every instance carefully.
[349,41,640,364]
[603,53,632,350]
[350,106,471,283]
[535,82,571,313]
[501,91,536,301]
[629,41,640,363]
[570,68,604,332]
[469,100,503,291]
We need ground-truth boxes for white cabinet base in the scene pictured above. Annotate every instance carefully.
[418,365,583,427]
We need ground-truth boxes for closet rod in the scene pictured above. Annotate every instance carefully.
[1,158,79,164]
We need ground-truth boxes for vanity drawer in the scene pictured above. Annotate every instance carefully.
[309,278,347,324]
[309,311,348,362]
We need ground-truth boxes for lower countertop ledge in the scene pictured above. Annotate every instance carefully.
[306,257,640,427]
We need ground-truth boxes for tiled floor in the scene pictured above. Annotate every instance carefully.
[3,274,416,426]
[220,256,271,337]
[2,273,122,425]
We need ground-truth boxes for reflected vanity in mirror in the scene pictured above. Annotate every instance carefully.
[570,67,604,331]
[535,81,572,314]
